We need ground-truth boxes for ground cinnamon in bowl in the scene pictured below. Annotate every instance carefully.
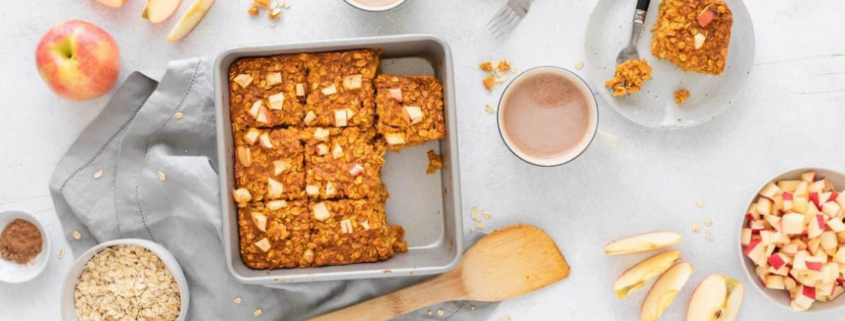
[0,219,43,264]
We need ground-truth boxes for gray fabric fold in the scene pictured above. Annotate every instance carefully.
[49,57,498,321]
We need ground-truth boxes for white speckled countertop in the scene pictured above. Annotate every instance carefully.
[2,0,845,320]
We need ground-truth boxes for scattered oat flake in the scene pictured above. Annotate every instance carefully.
[705,231,714,241]
[234,297,242,304]
[157,171,166,181]
[254,309,263,317]
[58,248,65,260]
[437,309,444,316]
[476,220,485,230]
[174,112,184,119]
[692,223,701,233]
[501,317,512,321]
[383,269,392,274]
[696,200,704,208]
[469,227,475,233]
[470,305,476,311]
[575,61,584,70]
[482,211,491,219]
[427,309,433,316]
[703,218,713,227]
[471,208,479,221]
[93,169,103,180]
[72,231,81,240]
[485,104,495,114]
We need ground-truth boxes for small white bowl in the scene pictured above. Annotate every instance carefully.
[61,239,190,321]
[738,167,845,313]
[0,209,51,284]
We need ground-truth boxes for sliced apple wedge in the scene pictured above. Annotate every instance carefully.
[166,0,216,43]
[613,250,681,299]
[605,232,682,255]
[687,275,744,321]
[142,0,182,23]
[94,0,128,8]
[640,262,693,321]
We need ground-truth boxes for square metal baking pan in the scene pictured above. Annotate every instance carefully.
[214,34,462,284]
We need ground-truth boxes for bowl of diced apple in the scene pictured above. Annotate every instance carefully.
[739,168,845,312]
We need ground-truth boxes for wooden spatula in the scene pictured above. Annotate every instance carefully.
[307,224,570,321]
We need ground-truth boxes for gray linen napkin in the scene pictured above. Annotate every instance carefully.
[49,57,498,321]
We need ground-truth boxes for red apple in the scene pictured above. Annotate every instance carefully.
[36,20,120,101]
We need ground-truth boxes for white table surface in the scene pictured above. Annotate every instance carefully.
[2,0,844,320]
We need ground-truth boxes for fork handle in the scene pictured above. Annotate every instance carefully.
[636,0,650,11]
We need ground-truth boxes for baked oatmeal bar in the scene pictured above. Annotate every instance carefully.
[234,127,306,203]
[229,54,309,130]
[375,75,446,149]
[651,0,733,75]
[300,127,386,200]
[308,199,407,266]
[238,200,313,269]
[605,59,653,97]
[303,50,380,128]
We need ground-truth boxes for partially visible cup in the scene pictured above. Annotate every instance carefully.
[343,0,408,12]
[497,66,618,167]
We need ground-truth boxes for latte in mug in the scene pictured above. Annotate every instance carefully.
[497,67,598,166]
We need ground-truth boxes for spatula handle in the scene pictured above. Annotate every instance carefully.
[306,272,465,321]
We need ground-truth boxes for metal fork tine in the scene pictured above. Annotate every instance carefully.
[485,6,511,28]
[491,11,518,37]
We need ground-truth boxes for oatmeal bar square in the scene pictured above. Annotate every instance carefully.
[303,50,380,128]
[650,0,733,75]
[375,75,446,149]
[238,200,312,269]
[234,127,306,203]
[301,127,386,200]
[308,199,407,266]
[229,54,309,130]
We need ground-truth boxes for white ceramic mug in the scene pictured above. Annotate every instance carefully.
[343,0,408,12]
[497,66,619,167]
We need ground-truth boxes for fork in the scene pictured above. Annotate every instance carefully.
[485,0,532,38]
[615,0,652,64]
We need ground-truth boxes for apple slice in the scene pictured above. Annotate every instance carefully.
[166,0,216,43]
[232,187,252,204]
[613,250,680,299]
[604,232,683,255]
[236,146,252,167]
[640,262,693,321]
[94,0,128,8]
[142,0,182,23]
[687,275,744,321]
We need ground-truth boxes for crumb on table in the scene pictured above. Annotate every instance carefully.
[675,89,691,105]
[426,150,443,174]
[605,59,653,97]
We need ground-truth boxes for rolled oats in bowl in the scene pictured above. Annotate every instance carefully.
[74,245,181,321]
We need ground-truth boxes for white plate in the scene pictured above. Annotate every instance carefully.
[586,0,755,129]
[0,210,50,284]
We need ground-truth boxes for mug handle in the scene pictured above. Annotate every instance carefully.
[594,130,620,149]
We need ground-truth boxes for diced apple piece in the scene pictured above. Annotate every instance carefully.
[791,285,815,311]
[760,182,784,199]
[233,74,253,89]
[321,84,337,96]
[268,92,284,110]
[332,143,343,160]
[256,106,270,124]
[303,111,316,126]
[808,237,821,255]
[755,264,769,283]
[604,232,683,255]
[251,212,267,232]
[808,215,825,239]
[94,0,129,8]
[744,239,765,265]
[273,160,290,176]
[295,83,306,97]
[793,196,809,214]
[232,188,252,204]
[403,106,424,125]
[765,275,785,290]
[316,143,329,156]
[166,0,216,43]
[237,146,252,167]
[823,201,841,217]
[334,109,348,127]
[801,171,817,183]
[696,7,717,27]
[266,200,286,210]
[756,197,773,215]
[782,213,805,235]
[613,250,681,299]
[640,262,694,321]
[837,192,845,208]
[741,228,752,246]
[266,72,282,86]
[828,218,845,232]
[342,74,363,90]
[770,263,790,276]
[249,100,262,119]
[811,180,826,193]
[313,202,331,221]
[385,133,406,146]
[305,184,318,196]
[764,215,781,229]
[254,238,271,252]
[779,180,801,193]
[783,193,794,211]
[795,181,810,198]
[821,231,838,252]
[325,182,336,197]
[834,248,845,264]
[259,133,274,149]
[768,253,790,270]
[687,275,744,321]
[389,88,403,102]
[349,164,364,177]
[267,177,284,199]
[832,286,845,300]
[313,128,330,141]
[244,128,261,145]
